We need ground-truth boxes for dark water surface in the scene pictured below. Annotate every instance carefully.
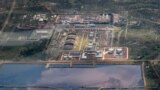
[0,64,144,90]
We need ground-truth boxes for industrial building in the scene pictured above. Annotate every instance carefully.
[63,32,77,50]
[103,47,128,60]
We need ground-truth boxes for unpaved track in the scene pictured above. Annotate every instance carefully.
[0,0,16,31]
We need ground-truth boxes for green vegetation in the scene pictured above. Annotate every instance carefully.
[20,40,47,57]
[112,0,160,60]
[145,62,160,90]
[26,0,48,12]
[118,29,160,60]
[0,40,48,60]
[0,14,8,29]
[115,0,160,21]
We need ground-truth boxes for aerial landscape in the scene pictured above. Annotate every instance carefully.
[0,0,159,90]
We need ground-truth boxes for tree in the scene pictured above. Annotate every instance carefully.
[27,0,40,7]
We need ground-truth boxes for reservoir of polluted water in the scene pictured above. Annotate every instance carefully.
[0,64,144,90]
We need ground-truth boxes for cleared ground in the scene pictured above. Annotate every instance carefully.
[74,31,88,51]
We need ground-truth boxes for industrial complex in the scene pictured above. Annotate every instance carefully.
[1,0,160,90]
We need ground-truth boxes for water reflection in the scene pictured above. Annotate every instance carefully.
[0,64,144,90]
